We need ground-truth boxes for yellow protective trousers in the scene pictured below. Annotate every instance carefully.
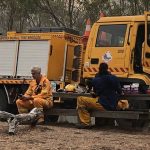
[16,98,53,114]
[77,96,105,126]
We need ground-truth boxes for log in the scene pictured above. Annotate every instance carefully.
[15,108,43,124]
[0,108,43,135]
[0,111,15,120]
[7,118,19,135]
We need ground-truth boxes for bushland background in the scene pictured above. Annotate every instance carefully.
[0,0,149,34]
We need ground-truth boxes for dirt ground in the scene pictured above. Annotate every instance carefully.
[0,122,150,150]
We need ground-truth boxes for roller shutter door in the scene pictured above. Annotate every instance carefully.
[17,41,50,77]
[0,41,18,76]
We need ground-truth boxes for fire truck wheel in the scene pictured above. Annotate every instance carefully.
[0,86,8,111]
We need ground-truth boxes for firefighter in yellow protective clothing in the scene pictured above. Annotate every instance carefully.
[16,66,53,125]
[76,63,129,129]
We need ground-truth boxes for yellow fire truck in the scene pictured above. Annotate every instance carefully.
[1,11,150,114]
[83,11,150,94]
[0,27,83,112]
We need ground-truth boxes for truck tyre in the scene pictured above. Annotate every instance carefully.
[0,86,8,111]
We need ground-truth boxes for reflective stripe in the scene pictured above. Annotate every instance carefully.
[84,67,129,73]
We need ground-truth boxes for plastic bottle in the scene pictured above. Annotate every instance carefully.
[51,81,56,92]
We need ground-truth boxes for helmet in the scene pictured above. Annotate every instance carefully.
[65,84,76,92]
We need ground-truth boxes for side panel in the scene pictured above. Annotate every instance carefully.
[0,41,18,76]
[143,12,150,74]
[62,43,83,83]
[47,37,83,82]
[65,44,74,83]
[47,37,65,80]
[71,45,83,83]
[17,41,50,77]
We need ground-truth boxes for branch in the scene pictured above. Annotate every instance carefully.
[0,108,43,135]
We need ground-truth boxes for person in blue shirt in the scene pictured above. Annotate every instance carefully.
[76,62,123,129]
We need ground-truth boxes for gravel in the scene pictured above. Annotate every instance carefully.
[0,122,150,150]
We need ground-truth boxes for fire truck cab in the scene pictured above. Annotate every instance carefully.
[83,12,150,93]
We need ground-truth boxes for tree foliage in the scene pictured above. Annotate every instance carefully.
[0,0,149,34]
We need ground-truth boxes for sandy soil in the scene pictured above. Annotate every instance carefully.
[0,122,150,150]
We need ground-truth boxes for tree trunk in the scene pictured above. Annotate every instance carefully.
[0,111,15,120]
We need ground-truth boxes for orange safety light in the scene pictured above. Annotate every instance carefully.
[99,11,105,18]
[83,18,91,37]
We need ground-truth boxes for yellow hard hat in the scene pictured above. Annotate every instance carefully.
[65,84,76,92]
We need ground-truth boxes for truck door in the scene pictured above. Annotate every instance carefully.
[143,12,150,74]
[47,37,65,81]
[84,22,130,78]
[47,37,82,82]
[62,42,83,83]
[16,40,50,77]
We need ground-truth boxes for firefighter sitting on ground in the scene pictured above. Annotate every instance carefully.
[76,62,129,129]
[16,66,53,125]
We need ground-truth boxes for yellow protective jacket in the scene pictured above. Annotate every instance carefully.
[25,75,52,101]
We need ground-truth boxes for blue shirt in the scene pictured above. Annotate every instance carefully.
[92,74,122,110]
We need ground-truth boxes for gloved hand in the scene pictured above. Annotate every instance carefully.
[57,89,65,92]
